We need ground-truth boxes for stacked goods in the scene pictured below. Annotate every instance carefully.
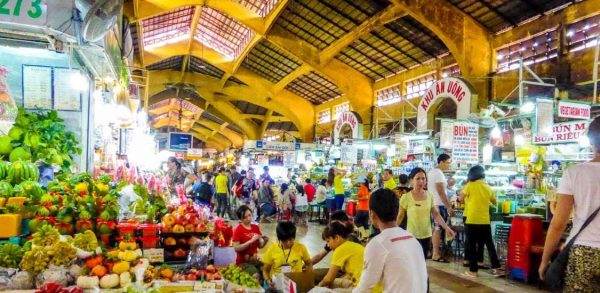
[160,202,211,261]
[170,264,222,282]
[220,264,261,289]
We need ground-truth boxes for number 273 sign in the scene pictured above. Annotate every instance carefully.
[0,0,47,26]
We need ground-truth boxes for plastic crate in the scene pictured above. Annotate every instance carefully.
[140,236,160,249]
[117,222,138,238]
[0,236,21,245]
[139,224,160,237]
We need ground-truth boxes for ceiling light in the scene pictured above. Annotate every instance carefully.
[497,54,504,60]
[442,72,448,78]
[533,42,538,47]
[584,24,590,30]
[520,102,535,114]
[567,30,574,37]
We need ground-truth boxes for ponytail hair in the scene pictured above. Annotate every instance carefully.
[322,221,354,240]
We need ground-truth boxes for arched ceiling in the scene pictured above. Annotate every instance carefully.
[125,0,581,150]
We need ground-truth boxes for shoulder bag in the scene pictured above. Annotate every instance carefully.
[544,205,600,290]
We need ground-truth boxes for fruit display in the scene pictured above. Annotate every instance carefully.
[221,264,261,288]
[0,243,24,268]
[7,161,39,185]
[32,225,60,247]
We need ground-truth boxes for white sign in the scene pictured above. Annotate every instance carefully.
[53,68,82,111]
[23,65,52,109]
[333,111,363,145]
[143,248,164,263]
[0,0,48,26]
[440,120,454,149]
[536,99,554,137]
[558,101,591,120]
[340,144,358,164]
[417,77,473,131]
[187,148,203,156]
[263,141,295,151]
[533,120,589,144]
[452,122,479,164]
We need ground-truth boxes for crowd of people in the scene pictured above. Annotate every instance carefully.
[162,116,600,292]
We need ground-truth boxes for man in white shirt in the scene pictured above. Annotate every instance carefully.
[427,153,453,262]
[353,189,428,293]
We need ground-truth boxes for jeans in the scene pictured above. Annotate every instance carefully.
[260,203,276,217]
[215,193,231,218]
[354,210,369,230]
[333,194,345,211]
[465,224,500,273]
[417,237,431,259]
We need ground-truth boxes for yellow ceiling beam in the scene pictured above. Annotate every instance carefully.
[259,110,274,138]
[264,0,289,33]
[240,114,265,120]
[268,116,291,123]
[273,64,311,93]
[195,120,244,147]
[231,34,261,74]
[373,55,456,91]
[144,43,314,140]
[190,127,230,150]
[319,4,407,63]
[390,0,492,106]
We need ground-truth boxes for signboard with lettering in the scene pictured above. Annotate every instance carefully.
[558,101,591,120]
[452,122,479,164]
[168,132,193,151]
[417,77,473,131]
[533,120,589,144]
[0,0,48,26]
[142,248,164,263]
[333,111,363,145]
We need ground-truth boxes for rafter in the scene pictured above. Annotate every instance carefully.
[240,114,265,120]
[319,2,406,63]
[273,64,311,93]
[190,127,231,149]
[259,110,274,137]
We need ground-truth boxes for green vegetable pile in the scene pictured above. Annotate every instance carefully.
[0,108,81,171]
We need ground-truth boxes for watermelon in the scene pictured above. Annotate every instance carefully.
[0,181,12,198]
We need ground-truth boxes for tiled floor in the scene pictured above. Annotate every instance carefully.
[255,221,545,293]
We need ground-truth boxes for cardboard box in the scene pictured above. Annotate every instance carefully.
[283,272,316,293]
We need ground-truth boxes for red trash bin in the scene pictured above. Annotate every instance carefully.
[346,200,357,217]
[507,214,544,282]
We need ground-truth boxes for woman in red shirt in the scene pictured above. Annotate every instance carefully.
[233,205,268,275]
[354,180,370,230]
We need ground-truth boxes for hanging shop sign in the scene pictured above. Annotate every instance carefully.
[333,111,363,145]
[340,144,358,164]
[283,151,296,168]
[0,0,48,26]
[533,120,589,144]
[417,77,473,131]
[558,101,591,120]
[452,122,479,164]
[168,132,193,151]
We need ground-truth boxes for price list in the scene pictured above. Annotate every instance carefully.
[452,122,479,164]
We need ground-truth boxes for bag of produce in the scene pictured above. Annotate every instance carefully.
[184,239,212,270]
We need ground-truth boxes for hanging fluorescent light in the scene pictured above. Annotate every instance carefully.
[491,126,502,139]
[520,102,535,113]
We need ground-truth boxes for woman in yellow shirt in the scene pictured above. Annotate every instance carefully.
[397,167,455,260]
[327,167,347,211]
[262,221,312,281]
[460,165,501,278]
[319,221,364,288]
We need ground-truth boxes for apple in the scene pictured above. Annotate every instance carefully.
[213,272,221,280]
[164,237,177,246]
[186,274,197,281]
[206,273,214,281]
[162,225,172,233]
[172,225,185,233]
[194,223,207,233]
[174,249,187,258]
[177,238,188,246]
[162,215,175,226]
[206,265,216,273]
[185,213,199,225]
[174,215,186,226]
[184,224,195,233]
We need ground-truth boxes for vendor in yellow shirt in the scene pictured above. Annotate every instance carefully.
[383,169,397,190]
[327,167,347,211]
[262,221,312,281]
[319,221,364,288]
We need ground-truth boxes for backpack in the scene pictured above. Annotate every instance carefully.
[233,178,244,198]
[195,182,212,203]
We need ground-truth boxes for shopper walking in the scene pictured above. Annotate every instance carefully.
[397,167,455,259]
[214,167,232,219]
[315,179,328,205]
[259,166,274,184]
[304,178,316,203]
[540,116,600,293]
[354,179,370,230]
[193,173,213,207]
[278,183,294,221]
[354,188,428,293]
[428,153,454,262]
[460,165,501,277]
[258,178,276,222]
[328,167,347,211]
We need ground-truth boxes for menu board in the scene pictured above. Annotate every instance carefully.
[340,145,358,164]
[440,120,454,149]
[452,122,479,164]
[22,65,52,109]
[53,68,81,111]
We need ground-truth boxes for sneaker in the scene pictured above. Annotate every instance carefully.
[461,271,478,278]
[490,269,504,277]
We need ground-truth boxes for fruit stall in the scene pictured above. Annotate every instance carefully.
[0,109,264,293]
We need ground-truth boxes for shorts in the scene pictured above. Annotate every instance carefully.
[434,205,449,230]
[296,205,308,212]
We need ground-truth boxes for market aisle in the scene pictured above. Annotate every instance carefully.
[256,222,544,293]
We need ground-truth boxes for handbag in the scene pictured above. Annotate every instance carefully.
[544,205,600,290]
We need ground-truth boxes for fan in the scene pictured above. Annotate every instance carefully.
[467,105,506,128]
[76,0,122,43]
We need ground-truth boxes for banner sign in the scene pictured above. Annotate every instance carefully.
[0,0,48,26]
[452,122,479,164]
[417,77,473,131]
[558,101,591,120]
[533,120,589,144]
[340,145,358,164]
[168,132,192,151]
[333,111,363,145]
[187,148,203,156]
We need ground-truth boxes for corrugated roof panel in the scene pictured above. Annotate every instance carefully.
[142,6,194,47]
[195,7,254,60]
